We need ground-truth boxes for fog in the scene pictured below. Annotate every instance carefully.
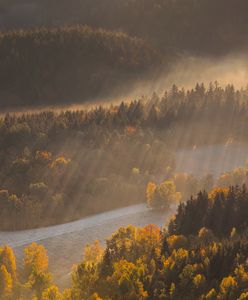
[1,51,248,230]
[1,2,248,298]
[176,144,248,178]
[2,52,248,116]
[113,53,248,102]
[47,53,248,111]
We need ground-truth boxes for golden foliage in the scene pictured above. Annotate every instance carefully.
[137,224,162,255]
[125,126,138,135]
[167,235,188,250]
[35,151,52,163]
[23,243,49,275]
[83,241,103,264]
[147,180,181,209]
[238,292,248,300]
[50,157,71,169]
[0,265,12,295]
[146,182,156,207]
[132,167,140,175]
[88,293,103,300]
[108,259,148,300]
[0,245,17,280]
[193,274,206,288]
[208,187,229,201]
[205,288,217,300]
[235,265,248,285]
[220,276,238,294]
[41,285,62,300]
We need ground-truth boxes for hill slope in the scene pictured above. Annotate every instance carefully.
[1,0,248,55]
[0,26,159,108]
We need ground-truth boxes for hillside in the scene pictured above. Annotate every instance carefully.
[0,186,247,299]
[1,84,248,230]
[0,2,248,299]
[0,204,167,289]
[1,0,248,56]
[1,1,248,110]
[0,26,159,108]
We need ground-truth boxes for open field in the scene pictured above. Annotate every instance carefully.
[0,204,169,288]
[1,143,248,288]
[0,144,248,287]
[176,143,248,177]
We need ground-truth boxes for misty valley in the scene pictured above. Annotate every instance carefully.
[0,85,248,230]
[0,1,248,299]
[0,85,248,299]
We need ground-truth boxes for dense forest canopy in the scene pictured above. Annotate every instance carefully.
[0,26,159,108]
[0,186,248,299]
[1,0,248,56]
[1,1,248,108]
[0,84,248,230]
[1,1,248,299]
[169,185,248,237]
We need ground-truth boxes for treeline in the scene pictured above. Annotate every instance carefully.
[0,103,174,230]
[69,226,248,300]
[146,160,248,208]
[1,0,248,56]
[0,243,54,299]
[0,146,173,230]
[169,185,248,237]
[1,186,248,299]
[1,83,248,229]
[2,82,247,143]
[0,26,159,108]
[144,83,248,147]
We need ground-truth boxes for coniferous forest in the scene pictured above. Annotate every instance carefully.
[0,26,159,107]
[1,0,248,299]
[1,0,248,56]
[0,84,248,230]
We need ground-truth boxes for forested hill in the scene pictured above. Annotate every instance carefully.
[1,1,248,109]
[1,84,248,230]
[1,0,248,55]
[0,26,159,108]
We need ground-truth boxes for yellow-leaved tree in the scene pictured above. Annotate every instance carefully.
[146,180,181,209]
[23,243,52,298]
[0,264,13,296]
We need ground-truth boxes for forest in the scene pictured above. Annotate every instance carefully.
[0,186,248,299]
[1,1,248,108]
[0,26,159,108]
[1,1,248,299]
[1,0,248,56]
[0,83,248,230]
